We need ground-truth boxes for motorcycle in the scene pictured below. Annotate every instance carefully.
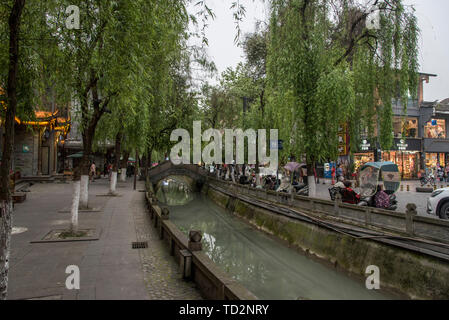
[356,161,400,211]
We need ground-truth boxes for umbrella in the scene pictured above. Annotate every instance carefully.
[284,162,303,172]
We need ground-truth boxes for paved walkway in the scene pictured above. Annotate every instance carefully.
[7,177,201,300]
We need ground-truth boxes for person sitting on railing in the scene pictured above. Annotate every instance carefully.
[374,185,390,209]
[341,181,360,204]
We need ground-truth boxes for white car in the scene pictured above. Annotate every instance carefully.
[427,187,449,219]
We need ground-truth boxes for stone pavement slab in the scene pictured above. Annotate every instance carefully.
[7,177,202,300]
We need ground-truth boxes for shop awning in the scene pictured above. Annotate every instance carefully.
[67,152,83,158]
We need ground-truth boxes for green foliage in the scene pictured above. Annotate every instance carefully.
[266,0,419,164]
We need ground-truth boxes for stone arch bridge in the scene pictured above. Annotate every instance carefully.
[147,161,207,190]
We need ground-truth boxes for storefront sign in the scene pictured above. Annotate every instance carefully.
[360,140,371,151]
[397,139,408,151]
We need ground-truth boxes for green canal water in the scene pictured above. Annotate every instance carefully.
[158,178,396,300]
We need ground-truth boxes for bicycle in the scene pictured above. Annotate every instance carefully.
[420,174,436,187]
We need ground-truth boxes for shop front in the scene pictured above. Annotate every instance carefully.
[425,152,446,169]
[422,115,449,171]
[354,152,375,172]
[381,151,420,179]
[381,138,422,179]
[353,139,378,173]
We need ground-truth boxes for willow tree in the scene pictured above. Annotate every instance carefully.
[0,0,65,299]
[266,0,419,196]
[0,0,26,301]
[142,13,200,176]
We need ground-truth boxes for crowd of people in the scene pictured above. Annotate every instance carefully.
[203,163,309,193]
[87,161,136,182]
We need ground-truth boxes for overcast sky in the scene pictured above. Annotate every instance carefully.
[191,0,448,102]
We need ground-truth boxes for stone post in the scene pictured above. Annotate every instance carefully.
[161,207,169,220]
[334,192,341,216]
[180,249,192,279]
[405,203,417,235]
[188,230,202,251]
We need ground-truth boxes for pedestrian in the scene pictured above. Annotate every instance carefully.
[331,164,336,184]
[336,164,343,180]
[90,161,96,182]
[104,162,108,178]
[445,164,449,183]
[108,163,112,181]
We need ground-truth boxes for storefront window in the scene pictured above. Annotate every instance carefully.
[424,119,446,139]
[425,153,446,169]
[382,151,420,179]
[354,153,374,172]
[393,117,418,138]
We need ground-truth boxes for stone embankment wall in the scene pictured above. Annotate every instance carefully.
[204,183,449,300]
[144,191,258,300]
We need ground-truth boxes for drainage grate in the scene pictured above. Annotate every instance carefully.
[132,241,148,249]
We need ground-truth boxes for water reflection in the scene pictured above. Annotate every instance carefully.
[169,193,396,300]
[156,177,194,206]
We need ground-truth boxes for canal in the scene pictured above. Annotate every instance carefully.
[156,177,396,300]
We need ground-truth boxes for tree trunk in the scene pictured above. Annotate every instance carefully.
[109,132,122,195]
[145,149,152,186]
[79,140,92,209]
[0,0,25,300]
[79,175,89,209]
[307,161,316,197]
[109,171,117,195]
[71,175,81,234]
[120,151,129,182]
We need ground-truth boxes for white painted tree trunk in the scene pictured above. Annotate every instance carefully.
[71,180,81,234]
[79,175,89,209]
[0,200,13,300]
[255,174,261,187]
[110,171,118,195]
[120,168,127,182]
[308,176,316,197]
